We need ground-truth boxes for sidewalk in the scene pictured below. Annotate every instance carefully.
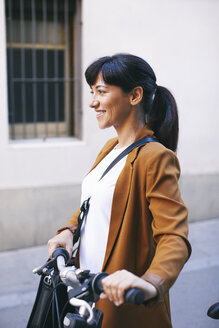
[170,217,219,328]
[0,218,219,328]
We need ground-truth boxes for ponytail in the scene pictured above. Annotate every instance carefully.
[147,86,179,152]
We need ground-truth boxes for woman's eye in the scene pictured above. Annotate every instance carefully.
[90,89,105,96]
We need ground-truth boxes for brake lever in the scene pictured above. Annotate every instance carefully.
[32,258,56,275]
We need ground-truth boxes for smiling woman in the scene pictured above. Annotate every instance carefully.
[48,53,191,328]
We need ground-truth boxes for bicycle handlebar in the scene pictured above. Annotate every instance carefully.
[53,248,145,306]
[32,248,146,327]
[92,272,145,305]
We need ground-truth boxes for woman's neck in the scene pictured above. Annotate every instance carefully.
[115,120,145,149]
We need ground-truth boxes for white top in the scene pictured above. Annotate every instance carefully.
[79,146,127,272]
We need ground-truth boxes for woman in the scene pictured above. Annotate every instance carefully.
[48,53,191,328]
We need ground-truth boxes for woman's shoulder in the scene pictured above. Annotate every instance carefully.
[137,140,180,170]
[140,139,177,157]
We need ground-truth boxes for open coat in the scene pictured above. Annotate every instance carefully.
[63,125,191,328]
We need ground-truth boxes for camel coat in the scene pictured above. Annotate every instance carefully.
[63,125,191,328]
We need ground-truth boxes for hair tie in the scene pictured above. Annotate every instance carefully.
[152,85,157,102]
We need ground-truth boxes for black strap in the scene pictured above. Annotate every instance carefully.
[73,197,91,244]
[99,137,158,181]
[73,137,158,245]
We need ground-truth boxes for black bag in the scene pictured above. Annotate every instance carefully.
[27,267,74,328]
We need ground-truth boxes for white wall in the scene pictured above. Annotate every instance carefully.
[83,0,219,176]
[0,0,219,188]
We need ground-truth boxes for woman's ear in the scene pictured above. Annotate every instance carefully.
[129,86,143,106]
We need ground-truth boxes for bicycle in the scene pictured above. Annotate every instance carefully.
[27,247,145,328]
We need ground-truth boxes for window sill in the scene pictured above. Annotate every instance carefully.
[8,137,85,149]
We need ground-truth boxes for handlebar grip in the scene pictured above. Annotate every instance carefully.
[92,273,145,305]
[52,247,70,264]
[207,302,219,319]
[124,288,145,305]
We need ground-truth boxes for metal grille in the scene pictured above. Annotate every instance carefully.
[5,0,80,140]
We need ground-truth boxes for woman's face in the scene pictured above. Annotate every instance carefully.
[89,73,132,130]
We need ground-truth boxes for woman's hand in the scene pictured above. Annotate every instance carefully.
[48,229,73,259]
[100,269,157,306]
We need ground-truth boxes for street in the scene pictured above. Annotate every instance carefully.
[0,218,219,328]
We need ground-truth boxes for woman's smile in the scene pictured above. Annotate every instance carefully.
[95,110,106,119]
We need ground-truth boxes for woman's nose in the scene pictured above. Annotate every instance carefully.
[89,97,99,109]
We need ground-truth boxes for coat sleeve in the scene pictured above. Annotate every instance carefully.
[141,147,191,301]
[56,208,80,235]
[67,208,80,226]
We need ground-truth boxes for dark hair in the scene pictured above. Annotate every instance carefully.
[85,53,178,151]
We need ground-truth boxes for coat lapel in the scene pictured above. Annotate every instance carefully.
[102,150,137,271]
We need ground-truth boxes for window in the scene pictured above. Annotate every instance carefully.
[5,0,82,140]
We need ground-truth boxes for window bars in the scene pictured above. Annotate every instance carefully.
[5,0,81,140]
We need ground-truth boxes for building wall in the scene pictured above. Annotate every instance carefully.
[0,0,219,250]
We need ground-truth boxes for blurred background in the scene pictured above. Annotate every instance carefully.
[0,0,218,327]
